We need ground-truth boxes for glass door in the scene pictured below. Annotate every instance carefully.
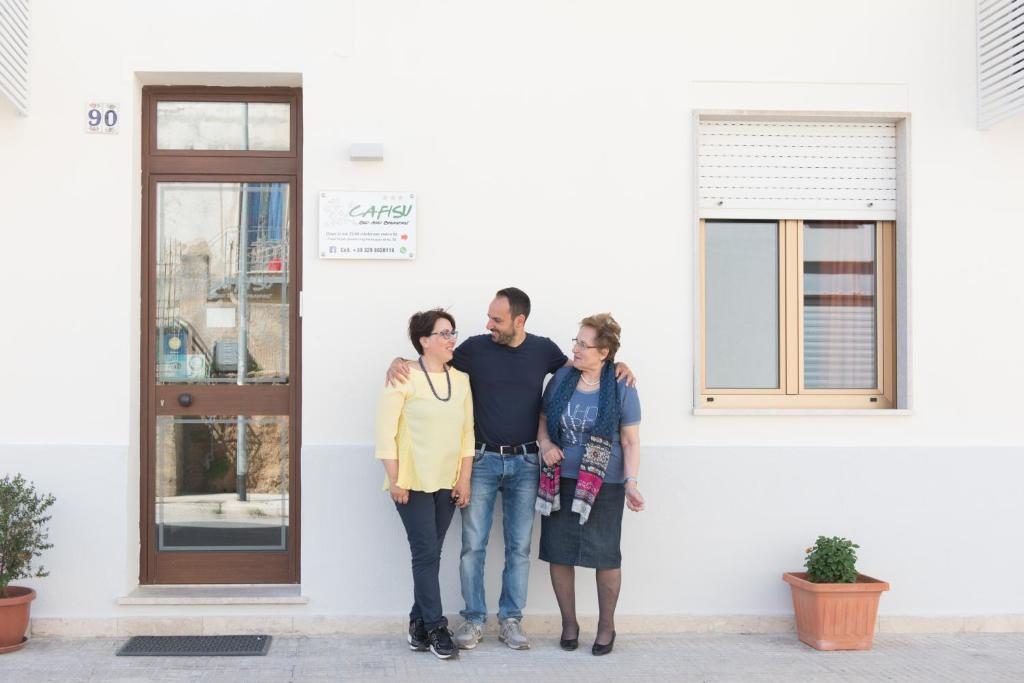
[141,88,301,584]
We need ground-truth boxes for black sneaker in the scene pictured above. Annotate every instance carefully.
[427,626,458,660]
[408,618,428,651]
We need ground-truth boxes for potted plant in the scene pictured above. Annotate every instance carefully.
[0,474,55,654]
[783,536,889,651]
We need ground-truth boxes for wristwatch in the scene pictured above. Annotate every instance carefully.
[624,476,638,486]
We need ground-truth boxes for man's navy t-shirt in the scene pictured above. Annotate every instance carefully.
[450,333,567,446]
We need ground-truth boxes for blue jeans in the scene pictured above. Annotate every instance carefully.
[459,449,540,624]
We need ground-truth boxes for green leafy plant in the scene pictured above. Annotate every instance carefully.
[804,535,859,583]
[0,474,56,597]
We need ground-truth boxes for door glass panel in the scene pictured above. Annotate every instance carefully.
[156,182,290,384]
[705,221,779,389]
[803,221,877,389]
[156,102,290,151]
[156,416,289,551]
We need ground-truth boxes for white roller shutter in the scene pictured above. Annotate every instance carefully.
[978,0,1024,129]
[698,120,897,220]
[0,0,29,115]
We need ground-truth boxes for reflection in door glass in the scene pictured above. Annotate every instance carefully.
[156,101,290,151]
[156,416,289,551]
[155,182,289,384]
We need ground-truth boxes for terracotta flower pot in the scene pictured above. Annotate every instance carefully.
[0,586,36,654]
[783,572,889,651]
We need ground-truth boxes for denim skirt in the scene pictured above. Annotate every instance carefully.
[539,478,625,569]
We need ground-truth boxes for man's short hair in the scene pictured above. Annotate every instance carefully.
[495,287,531,321]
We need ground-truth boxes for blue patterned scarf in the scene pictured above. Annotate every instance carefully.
[536,361,620,524]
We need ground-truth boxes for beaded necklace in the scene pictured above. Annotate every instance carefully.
[418,356,452,401]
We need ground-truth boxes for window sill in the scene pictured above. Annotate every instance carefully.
[692,408,913,417]
[118,584,308,606]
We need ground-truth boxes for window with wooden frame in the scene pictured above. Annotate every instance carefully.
[695,115,905,410]
[699,219,895,408]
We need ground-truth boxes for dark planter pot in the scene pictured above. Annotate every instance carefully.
[0,586,36,654]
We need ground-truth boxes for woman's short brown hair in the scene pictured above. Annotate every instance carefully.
[579,313,621,363]
[408,308,456,355]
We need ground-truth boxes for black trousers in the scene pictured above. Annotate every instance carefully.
[395,489,456,631]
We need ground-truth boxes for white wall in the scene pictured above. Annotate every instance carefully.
[2,0,1023,622]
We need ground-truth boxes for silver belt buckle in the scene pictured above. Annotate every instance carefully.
[499,445,513,456]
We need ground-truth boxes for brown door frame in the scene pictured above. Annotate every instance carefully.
[140,86,302,584]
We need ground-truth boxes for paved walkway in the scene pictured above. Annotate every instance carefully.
[1,633,1022,682]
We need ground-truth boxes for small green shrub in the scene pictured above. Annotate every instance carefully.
[0,474,56,597]
[804,535,859,583]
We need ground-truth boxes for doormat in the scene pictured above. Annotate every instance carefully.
[116,635,272,657]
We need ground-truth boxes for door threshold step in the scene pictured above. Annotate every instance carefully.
[118,585,308,605]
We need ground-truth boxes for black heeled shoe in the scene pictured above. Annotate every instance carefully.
[591,630,615,656]
[559,625,580,651]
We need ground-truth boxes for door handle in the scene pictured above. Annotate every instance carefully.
[178,393,193,408]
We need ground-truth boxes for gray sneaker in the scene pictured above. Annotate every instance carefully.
[498,618,531,650]
[452,620,483,650]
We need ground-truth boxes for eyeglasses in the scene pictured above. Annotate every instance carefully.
[430,330,459,340]
[571,338,599,350]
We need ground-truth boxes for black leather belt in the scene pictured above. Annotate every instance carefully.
[475,441,540,456]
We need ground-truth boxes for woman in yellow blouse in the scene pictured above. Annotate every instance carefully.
[376,308,474,660]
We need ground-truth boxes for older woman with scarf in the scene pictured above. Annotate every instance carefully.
[536,313,643,656]
[376,308,475,660]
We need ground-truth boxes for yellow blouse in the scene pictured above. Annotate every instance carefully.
[374,365,475,492]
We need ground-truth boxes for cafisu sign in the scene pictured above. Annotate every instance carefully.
[318,191,417,260]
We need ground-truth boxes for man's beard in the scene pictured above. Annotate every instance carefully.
[491,328,515,346]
